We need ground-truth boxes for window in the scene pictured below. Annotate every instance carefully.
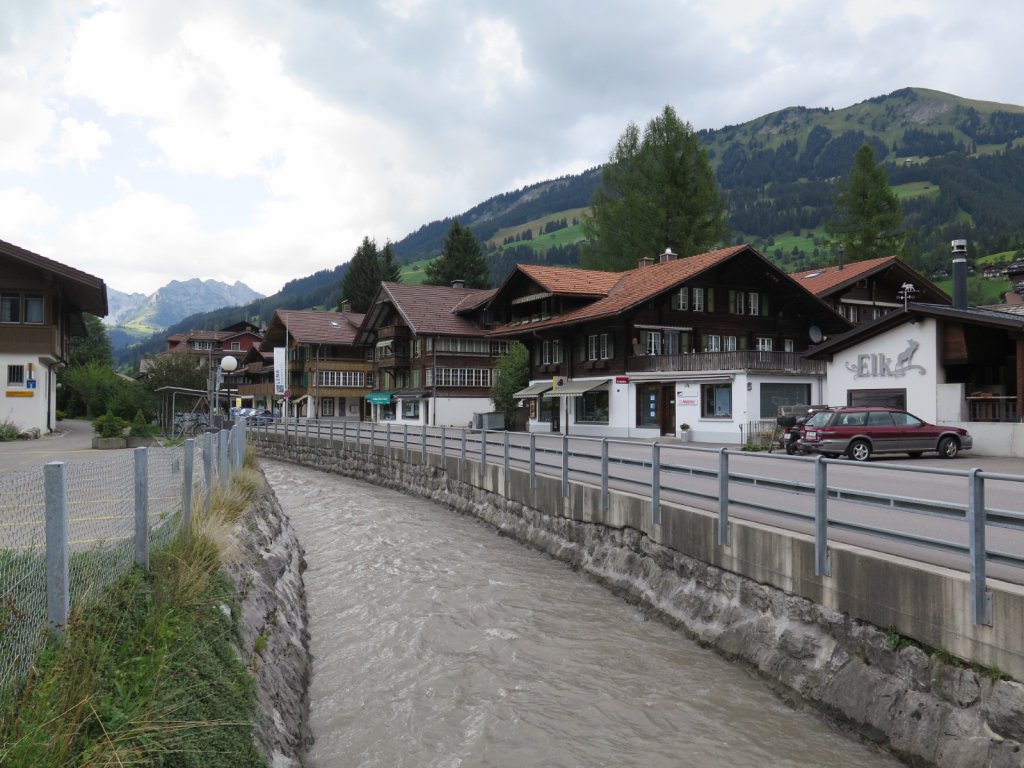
[671,287,689,311]
[704,334,721,352]
[318,370,365,387]
[755,337,773,351]
[784,339,795,353]
[731,290,745,315]
[847,388,907,409]
[25,295,43,324]
[230,341,241,351]
[320,398,335,417]
[543,340,562,365]
[490,340,511,356]
[7,365,25,386]
[427,368,493,387]
[702,383,732,418]
[643,331,659,356]
[637,384,660,426]
[402,399,420,419]
[842,304,859,323]
[574,390,609,423]
[724,335,737,352]
[747,292,759,316]
[664,330,682,355]
[1,294,19,323]
[433,337,491,355]
[587,333,611,360]
[759,382,811,418]
[692,288,705,313]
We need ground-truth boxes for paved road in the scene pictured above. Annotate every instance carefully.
[0,419,132,478]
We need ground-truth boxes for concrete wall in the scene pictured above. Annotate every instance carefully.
[254,432,1024,767]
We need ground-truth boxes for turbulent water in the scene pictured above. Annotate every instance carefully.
[262,459,901,768]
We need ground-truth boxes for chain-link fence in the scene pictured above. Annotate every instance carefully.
[0,424,242,696]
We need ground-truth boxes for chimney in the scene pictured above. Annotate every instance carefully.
[340,299,352,313]
[451,279,465,289]
[659,247,677,263]
[837,246,845,271]
[637,256,655,269]
[951,239,968,310]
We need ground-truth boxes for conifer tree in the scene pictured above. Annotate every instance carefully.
[339,236,382,313]
[826,144,904,262]
[423,221,491,288]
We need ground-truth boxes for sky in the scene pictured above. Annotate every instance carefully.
[2,0,1023,298]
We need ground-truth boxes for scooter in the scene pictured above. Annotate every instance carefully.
[777,405,829,455]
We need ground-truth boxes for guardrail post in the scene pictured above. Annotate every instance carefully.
[422,425,427,461]
[386,422,392,452]
[203,432,213,511]
[441,426,447,463]
[134,447,149,570]
[404,423,409,455]
[717,449,730,546]
[44,461,69,635]
[329,420,334,446]
[561,434,569,498]
[968,469,993,625]
[529,432,536,489]
[370,422,376,452]
[461,429,467,481]
[814,455,831,577]
[342,419,348,448]
[480,429,487,468]
[651,442,661,525]
[503,431,510,476]
[304,418,310,445]
[218,429,229,482]
[182,439,194,534]
[601,438,609,510]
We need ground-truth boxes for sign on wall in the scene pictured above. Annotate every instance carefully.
[274,347,287,394]
[844,339,926,379]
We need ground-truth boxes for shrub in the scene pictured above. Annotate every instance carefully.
[0,419,19,442]
[92,409,128,438]
[129,409,157,437]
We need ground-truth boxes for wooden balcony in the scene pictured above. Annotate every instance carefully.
[627,351,826,375]
[377,324,411,341]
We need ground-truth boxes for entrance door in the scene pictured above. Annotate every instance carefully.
[660,385,676,436]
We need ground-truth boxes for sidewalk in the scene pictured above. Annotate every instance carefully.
[0,419,133,478]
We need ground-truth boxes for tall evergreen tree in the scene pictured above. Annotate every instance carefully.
[826,144,904,263]
[339,236,401,313]
[489,341,529,423]
[583,105,727,272]
[423,221,491,288]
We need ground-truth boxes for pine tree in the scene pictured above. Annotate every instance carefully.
[583,105,727,271]
[379,240,401,283]
[340,236,383,313]
[826,144,904,262]
[423,221,491,288]
[489,342,529,422]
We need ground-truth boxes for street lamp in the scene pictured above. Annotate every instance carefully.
[210,354,238,430]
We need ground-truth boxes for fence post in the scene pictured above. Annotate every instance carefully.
[651,442,661,525]
[717,449,730,546]
[203,431,214,511]
[343,419,348,448]
[218,429,229,483]
[503,431,510,476]
[461,428,467,481]
[441,426,447,463]
[370,422,376,452]
[404,423,409,455]
[134,447,149,570]
[968,469,993,625]
[561,433,569,499]
[421,425,427,461]
[601,438,609,510]
[529,432,536,489]
[304,418,310,445]
[480,429,487,469]
[44,461,69,635]
[329,420,334,446]
[182,439,194,535]
[814,455,831,576]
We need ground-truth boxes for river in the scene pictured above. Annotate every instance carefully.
[262,459,901,768]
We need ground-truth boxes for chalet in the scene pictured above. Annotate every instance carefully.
[254,310,370,419]
[356,282,502,426]
[164,320,263,363]
[1,238,107,435]
[488,245,849,442]
[791,255,949,325]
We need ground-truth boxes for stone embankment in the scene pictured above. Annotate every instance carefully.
[253,436,1024,768]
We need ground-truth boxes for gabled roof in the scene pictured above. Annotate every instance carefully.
[363,282,492,337]
[791,256,950,302]
[265,310,365,346]
[515,264,622,297]
[0,237,107,317]
[493,244,842,334]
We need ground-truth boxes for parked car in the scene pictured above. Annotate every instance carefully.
[797,406,972,462]
[246,409,274,425]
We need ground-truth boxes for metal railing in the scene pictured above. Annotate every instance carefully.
[251,418,1024,629]
[0,423,248,694]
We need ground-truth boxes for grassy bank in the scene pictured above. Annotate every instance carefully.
[0,460,269,767]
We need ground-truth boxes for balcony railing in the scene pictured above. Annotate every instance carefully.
[966,396,1019,423]
[627,351,825,375]
[377,325,411,341]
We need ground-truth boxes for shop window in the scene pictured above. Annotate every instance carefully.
[402,399,420,419]
[637,384,660,427]
[575,390,609,423]
[320,398,335,417]
[847,388,906,409]
[702,383,732,418]
[759,382,811,418]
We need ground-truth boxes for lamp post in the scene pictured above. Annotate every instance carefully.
[210,354,238,430]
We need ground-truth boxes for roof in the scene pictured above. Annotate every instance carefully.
[369,282,492,336]
[514,264,622,297]
[791,256,950,302]
[0,237,108,317]
[268,310,365,345]
[805,302,1024,358]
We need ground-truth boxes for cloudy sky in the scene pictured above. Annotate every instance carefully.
[2,0,1022,297]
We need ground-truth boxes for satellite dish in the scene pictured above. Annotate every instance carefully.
[809,325,823,344]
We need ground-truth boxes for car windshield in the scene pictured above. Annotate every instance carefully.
[805,411,832,427]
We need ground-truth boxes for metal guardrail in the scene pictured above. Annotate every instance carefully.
[250,418,1024,628]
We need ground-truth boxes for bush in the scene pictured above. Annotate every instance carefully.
[0,419,19,442]
[92,410,128,438]
[129,409,157,437]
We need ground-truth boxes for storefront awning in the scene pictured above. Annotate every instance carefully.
[398,391,429,399]
[543,379,609,397]
[365,392,393,405]
[512,381,552,399]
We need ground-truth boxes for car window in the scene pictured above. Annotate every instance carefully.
[867,411,895,426]
[838,412,866,426]
[891,411,923,427]
[805,411,832,427]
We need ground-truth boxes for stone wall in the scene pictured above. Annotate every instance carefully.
[254,435,1024,768]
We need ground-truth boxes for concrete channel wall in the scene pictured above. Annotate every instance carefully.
[254,432,1024,768]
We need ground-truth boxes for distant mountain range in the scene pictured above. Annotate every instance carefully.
[113,87,1024,368]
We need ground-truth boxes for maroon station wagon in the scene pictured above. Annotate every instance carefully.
[797,406,973,462]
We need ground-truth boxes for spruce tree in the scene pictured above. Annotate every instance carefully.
[423,221,491,288]
[340,236,383,313]
[826,144,904,262]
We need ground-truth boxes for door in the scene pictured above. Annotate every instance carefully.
[660,385,676,436]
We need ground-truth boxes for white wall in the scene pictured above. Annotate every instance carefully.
[1,354,51,434]
[432,396,493,428]
[823,317,940,421]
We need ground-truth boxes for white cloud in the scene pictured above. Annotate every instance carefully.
[54,117,111,168]
[0,64,56,172]
[0,187,60,231]
[470,18,529,107]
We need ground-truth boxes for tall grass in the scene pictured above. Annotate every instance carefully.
[0,458,269,767]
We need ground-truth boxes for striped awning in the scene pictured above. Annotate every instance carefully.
[512,381,552,399]
[543,379,609,397]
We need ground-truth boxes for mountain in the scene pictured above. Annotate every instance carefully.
[105,287,148,326]
[107,279,264,334]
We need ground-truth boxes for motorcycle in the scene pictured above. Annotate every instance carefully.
[777,405,829,455]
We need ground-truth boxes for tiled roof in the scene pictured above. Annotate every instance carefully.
[275,310,365,345]
[516,264,622,296]
[493,245,748,333]
[982,303,1024,316]
[791,256,902,296]
[452,288,498,313]
[380,282,491,335]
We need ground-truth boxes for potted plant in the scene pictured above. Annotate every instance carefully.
[679,423,692,441]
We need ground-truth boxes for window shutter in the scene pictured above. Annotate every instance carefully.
[761,293,769,316]
[707,288,716,312]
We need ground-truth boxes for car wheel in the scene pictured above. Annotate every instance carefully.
[938,436,959,459]
[907,452,923,458]
[848,439,872,462]
[821,452,840,459]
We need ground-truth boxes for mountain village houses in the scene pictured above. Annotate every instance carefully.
[1,238,108,436]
